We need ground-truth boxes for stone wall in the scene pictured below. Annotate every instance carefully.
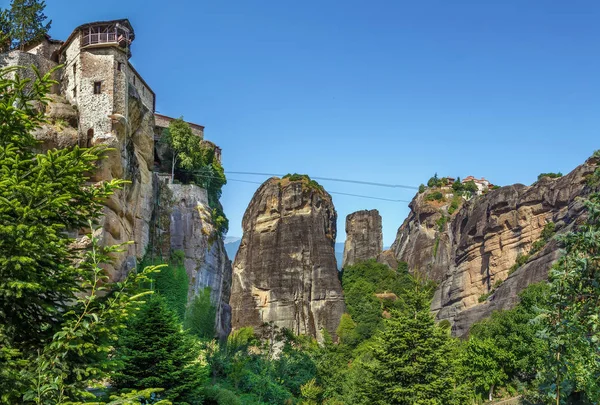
[128,62,154,112]
[0,51,59,92]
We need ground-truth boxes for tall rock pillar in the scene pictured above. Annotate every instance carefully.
[229,176,345,342]
[342,209,383,268]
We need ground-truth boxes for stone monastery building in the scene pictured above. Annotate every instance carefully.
[1,19,212,162]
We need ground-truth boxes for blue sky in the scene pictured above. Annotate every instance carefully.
[22,0,600,245]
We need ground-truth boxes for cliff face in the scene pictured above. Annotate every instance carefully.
[342,209,383,268]
[230,177,345,342]
[150,182,232,339]
[94,86,155,280]
[388,157,599,336]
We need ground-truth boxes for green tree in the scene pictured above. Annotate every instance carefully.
[0,9,11,52]
[161,117,203,184]
[184,287,217,339]
[462,337,511,401]
[0,65,158,403]
[8,0,51,51]
[463,180,478,193]
[537,179,600,404]
[362,283,463,405]
[112,295,207,404]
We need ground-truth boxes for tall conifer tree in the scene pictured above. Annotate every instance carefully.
[8,0,51,51]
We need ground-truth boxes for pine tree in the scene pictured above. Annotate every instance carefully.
[362,286,466,405]
[0,9,11,52]
[8,0,51,51]
[184,287,217,339]
[112,295,207,404]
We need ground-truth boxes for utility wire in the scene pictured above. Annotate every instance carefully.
[198,176,411,203]
[225,171,419,190]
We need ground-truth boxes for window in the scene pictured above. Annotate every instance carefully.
[72,63,76,76]
[142,87,145,95]
[73,86,77,97]
[133,76,136,85]
[117,62,122,71]
[93,81,102,94]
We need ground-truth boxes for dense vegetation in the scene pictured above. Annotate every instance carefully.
[161,117,228,236]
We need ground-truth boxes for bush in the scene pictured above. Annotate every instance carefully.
[537,172,563,180]
[463,180,478,193]
[425,191,444,202]
[448,196,461,215]
[508,253,530,276]
[283,173,325,193]
[479,292,491,303]
[436,215,448,232]
[418,184,426,194]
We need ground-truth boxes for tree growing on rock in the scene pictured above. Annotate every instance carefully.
[161,117,202,184]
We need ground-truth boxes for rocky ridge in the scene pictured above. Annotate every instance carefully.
[230,176,345,342]
[387,157,599,336]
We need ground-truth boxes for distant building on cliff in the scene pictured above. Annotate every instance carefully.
[462,176,495,194]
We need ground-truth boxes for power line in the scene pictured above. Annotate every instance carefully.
[225,178,410,203]
[175,172,410,203]
[225,171,419,190]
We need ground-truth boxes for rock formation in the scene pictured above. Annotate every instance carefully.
[149,180,232,339]
[230,176,345,342]
[342,209,383,268]
[387,156,599,336]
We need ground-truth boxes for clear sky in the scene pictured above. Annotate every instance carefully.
[21,0,600,245]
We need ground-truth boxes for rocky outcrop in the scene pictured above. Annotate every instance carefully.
[388,157,599,336]
[149,181,232,339]
[342,209,383,268]
[230,177,345,342]
[93,85,155,280]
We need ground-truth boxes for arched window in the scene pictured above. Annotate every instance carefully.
[86,128,94,148]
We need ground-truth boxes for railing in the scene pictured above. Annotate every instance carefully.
[82,32,118,47]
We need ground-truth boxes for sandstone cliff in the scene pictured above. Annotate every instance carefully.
[342,209,383,268]
[388,157,599,336]
[230,176,345,342]
[149,180,232,339]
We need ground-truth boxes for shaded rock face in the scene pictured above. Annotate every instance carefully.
[230,178,345,342]
[387,158,598,336]
[162,183,232,339]
[342,209,383,268]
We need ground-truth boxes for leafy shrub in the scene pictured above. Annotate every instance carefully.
[425,191,444,202]
[479,292,491,303]
[418,184,426,194]
[448,195,461,215]
[537,172,563,180]
[283,173,325,193]
[463,180,478,193]
[436,215,448,232]
[508,253,530,276]
[540,222,556,241]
